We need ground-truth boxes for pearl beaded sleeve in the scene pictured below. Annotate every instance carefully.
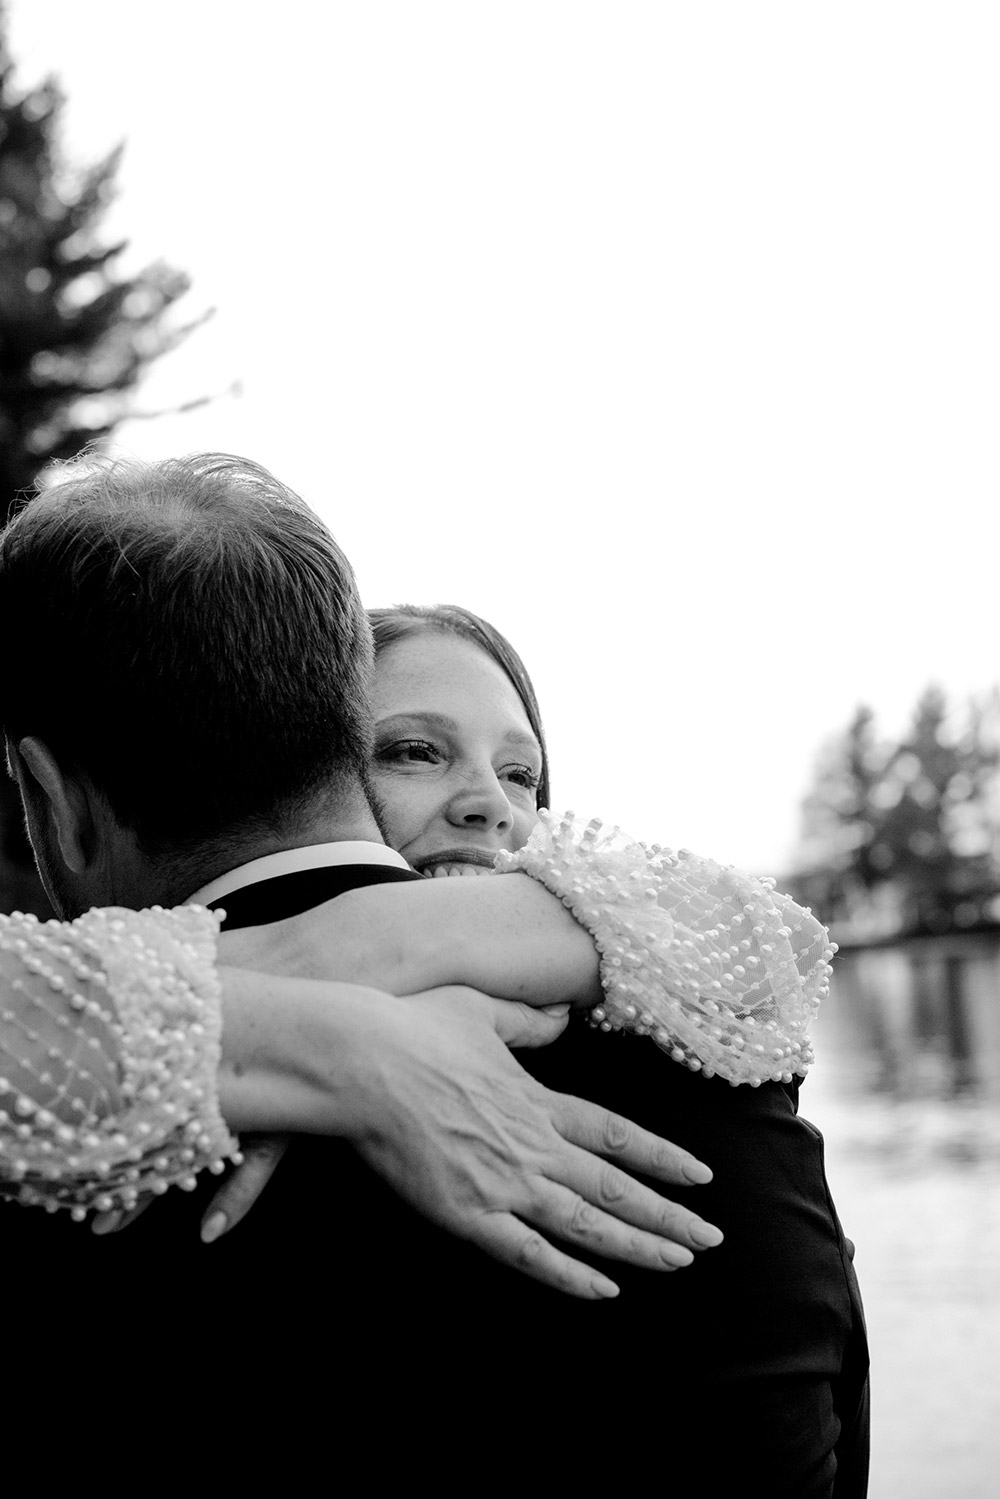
[497,813,836,1086]
[0,905,240,1217]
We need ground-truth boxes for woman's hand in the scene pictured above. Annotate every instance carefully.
[98,973,721,1298]
[189,990,584,1246]
[211,975,722,1294]
[200,1134,291,1241]
[92,1134,291,1240]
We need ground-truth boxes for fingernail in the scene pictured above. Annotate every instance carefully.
[542,1003,571,1017]
[201,1212,227,1244]
[661,1245,694,1268]
[690,1221,724,1248]
[683,1160,713,1184]
[592,1274,620,1299]
[91,1212,119,1236]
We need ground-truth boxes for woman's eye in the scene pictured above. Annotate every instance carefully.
[503,764,542,792]
[377,739,441,766]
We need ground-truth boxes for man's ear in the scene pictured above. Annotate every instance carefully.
[10,736,94,875]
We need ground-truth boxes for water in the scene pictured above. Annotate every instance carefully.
[802,1071,1000,1496]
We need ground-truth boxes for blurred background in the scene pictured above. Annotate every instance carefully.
[1,3,998,1490]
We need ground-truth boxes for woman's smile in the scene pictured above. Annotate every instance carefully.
[414,849,500,878]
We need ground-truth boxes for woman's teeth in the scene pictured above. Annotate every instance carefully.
[427,861,494,878]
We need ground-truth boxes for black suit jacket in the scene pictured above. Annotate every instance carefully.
[6,864,868,1493]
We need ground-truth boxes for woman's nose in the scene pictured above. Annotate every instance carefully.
[446,773,513,831]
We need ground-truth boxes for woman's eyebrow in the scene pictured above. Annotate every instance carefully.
[375,711,540,757]
[504,730,544,757]
[374,711,459,733]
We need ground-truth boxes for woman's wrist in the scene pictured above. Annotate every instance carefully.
[216,968,397,1135]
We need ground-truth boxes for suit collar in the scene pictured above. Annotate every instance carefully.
[188,840,409,907]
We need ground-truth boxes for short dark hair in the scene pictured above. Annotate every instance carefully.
[367,604,550,810]
[0,452,374,853]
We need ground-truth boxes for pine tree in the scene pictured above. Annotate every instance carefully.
[0,10,198,913]
[793,704,892,929]
[792,687,1000,938]
[874,685,1000,933]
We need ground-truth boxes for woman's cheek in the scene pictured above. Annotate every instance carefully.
[376,776,438,848]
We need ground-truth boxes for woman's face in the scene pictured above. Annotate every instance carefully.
[371,631,543,876]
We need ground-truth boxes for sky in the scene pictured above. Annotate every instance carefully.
[6,1,1000,873]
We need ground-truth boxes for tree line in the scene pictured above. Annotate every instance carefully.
[790,685,1000,940]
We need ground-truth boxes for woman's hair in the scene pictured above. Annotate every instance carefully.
[368,604,550,810]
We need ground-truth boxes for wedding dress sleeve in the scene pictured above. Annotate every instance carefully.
[498,812,836,1086]
[0,905,240,1217]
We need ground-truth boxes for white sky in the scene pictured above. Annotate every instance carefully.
[7,1,1000,873]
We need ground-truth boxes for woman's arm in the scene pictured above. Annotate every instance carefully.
[500,813,836,1084]
[0,906,719,1296]
[0,906,238,1216]
[216,870,605,1005]
[217,812,836,1086]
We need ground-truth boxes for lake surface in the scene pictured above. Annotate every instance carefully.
[802,1066,1000,1497]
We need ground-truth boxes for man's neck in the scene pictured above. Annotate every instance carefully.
[81,802,388,914]
[186,820,387,898]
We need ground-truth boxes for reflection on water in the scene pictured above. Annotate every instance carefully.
[802,1059,1000,1498]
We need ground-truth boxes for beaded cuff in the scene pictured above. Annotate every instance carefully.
[497,812,836,1086]
[0,905,240,1217]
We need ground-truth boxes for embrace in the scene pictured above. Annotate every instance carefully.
[0,454,868,1495]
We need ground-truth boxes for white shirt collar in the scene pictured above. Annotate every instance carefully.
[188,841,410,907]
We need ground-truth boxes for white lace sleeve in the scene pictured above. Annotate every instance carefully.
[0,905,240,1218]
[497,812,837,1086]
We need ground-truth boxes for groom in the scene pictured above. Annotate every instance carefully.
[0,453,868,1493]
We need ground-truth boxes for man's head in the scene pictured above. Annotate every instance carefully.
[0,451,377,914]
